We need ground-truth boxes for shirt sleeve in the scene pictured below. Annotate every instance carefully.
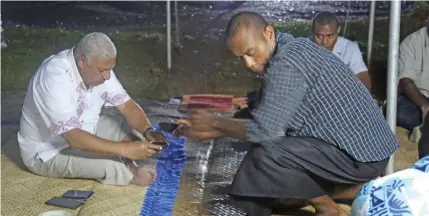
[347,42,368,75]
[102,70,131,107]
[244,60,308,144]
[33,67,82,137]
[398,36,420,82]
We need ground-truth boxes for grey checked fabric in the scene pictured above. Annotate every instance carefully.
[244,31,399,162]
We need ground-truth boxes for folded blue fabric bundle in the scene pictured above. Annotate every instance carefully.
[140,124,187,216]
[351,156,429,216]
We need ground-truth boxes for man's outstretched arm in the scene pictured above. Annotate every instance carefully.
[213,61,307,144]
[116,99,152,134]
[356,71,372,92]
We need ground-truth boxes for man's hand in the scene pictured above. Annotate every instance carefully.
[189,109,218,131]
[421,103,429,121]
[175,118,224,141]
[233,97,248,110]
[122,141,163,160]
[145,130,168,147]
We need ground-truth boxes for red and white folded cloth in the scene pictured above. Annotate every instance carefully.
[175,94,248,112]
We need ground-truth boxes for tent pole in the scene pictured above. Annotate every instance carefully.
[167,0,172,71]
[174,0,180,48]
[385,0,401,175]
[367,0,376,66]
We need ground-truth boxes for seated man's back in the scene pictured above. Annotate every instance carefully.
[266,33,397,162]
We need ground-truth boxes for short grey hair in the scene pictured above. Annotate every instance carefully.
[73,32,117,64]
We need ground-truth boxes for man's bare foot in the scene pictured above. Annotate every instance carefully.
[330,184,363,200]
[310,195,349,216]
[129,166,157,187]
[313,206,348,216]
[337,205,350,216]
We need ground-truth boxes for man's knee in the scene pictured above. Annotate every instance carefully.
[248,145,272,169]
[96,111,132,142]
[26,162,54,178]
[397,95,421,130]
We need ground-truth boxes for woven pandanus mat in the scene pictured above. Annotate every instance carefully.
[0,126,418,216]
[394,127,419,171]
[1,136,148,216]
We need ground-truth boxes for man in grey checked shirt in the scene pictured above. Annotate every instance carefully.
[178,12,399,216]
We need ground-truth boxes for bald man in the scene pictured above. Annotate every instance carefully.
[179,12,399,216]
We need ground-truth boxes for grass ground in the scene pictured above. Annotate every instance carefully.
[2,11,427,101]
[1,28,258,100]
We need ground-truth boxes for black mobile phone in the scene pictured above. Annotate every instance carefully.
[45,197,84,210]
[158,122,179,133]
[62,190,94,200]
[151,141,168,148]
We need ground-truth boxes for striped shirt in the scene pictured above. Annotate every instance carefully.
[244,31,399,162]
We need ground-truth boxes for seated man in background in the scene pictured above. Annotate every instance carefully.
[18,32,164,187]
[397,26,429,143]
[311,11,372,92]
[180,11,399,216]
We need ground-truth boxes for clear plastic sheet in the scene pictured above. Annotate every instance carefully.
[130,98,249,215]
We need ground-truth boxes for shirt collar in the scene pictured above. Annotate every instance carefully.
[271,30,294,60]
[332,36,341,54]
[67,47,87,90]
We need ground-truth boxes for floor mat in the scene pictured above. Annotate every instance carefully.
[1,134,147,216]
[1,98,419,216]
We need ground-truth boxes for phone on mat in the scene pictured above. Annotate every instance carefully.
[45,197,84,210]
[62,190,94,200]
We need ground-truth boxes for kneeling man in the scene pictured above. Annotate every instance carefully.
[18,32,163,187]
[180,12,399,216]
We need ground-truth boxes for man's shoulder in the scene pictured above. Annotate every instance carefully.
[35,49,75,89]
[278,36,319,56]
[40,49,72,73]
[289,36,316,45]
[336,37,361,52]
[401,26,427,45]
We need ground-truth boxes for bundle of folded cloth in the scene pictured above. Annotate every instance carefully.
[169,94,248,113]
[351,155,429,216]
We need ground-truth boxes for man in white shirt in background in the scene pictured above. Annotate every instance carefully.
[397,26,429,143]
[18,32,165,187]
[311,12,372,92]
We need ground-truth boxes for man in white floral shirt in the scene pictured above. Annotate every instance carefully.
[18,32,163,187]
